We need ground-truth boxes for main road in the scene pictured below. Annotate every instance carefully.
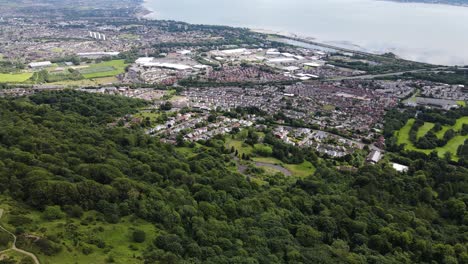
[323,67,450,81]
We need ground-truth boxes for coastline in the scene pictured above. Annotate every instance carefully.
[138,1,371,56]
[382,0,468,7]
[136,0,155,19]
[137,0,465,65]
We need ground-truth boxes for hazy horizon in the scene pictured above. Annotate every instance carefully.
[144,0,468,65]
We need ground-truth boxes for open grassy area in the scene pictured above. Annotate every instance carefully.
[457,101,466,107]
[284,161,316,178]
[416,122,435,139]
[0,195,156,264]
[396,117,468,160]
[323,104,335,111]
[0,249,34,263]
[0,72,33,83]
[134,111,163,122]
[0,202,156,264]
[453,116,468,131]
[396,118,415,148]
[79,60,127,79]
[252,157,316,178]
[225,138,253,156]
[435,125,451,139]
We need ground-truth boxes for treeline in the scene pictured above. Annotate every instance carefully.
[400,70,468,86]
[326,58,432,75]
[29,69,84,83]
[0,60,26,73]
[0,91,466,263]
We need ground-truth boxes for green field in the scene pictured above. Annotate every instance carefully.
[396,118,415,148]
[396,117,468,160]
[0,200,156,264]
[252,157,316,178]
[416,122,434,139]
[0,249,34,263]
[284,161,316,178]
[79,60,127,79]
[453,116,468,131]
[225,137,316,178]
[225,138,253,156]
[0,73,33,83]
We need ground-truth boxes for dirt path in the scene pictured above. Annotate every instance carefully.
[233,155,292,176]
[254,162,292,176]
[0,209,40,264]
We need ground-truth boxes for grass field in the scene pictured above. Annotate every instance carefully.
[252,157,316,178]
[323,104,335,111]
[396,118,415,148]
[416,122,434,139]
[284,161,316,178]
[226,132,316,178]
[435,126,451,139]
[79,60,127,79]
[0,197,156,264]
[457,101,466,107]
[0,73,33,83]
[225,138,253,156]
[453,116,468,131]
[134,111,162,122]
[396,117,468,160]
[0,249,34,263]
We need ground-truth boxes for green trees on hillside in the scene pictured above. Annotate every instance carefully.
[0,91,466,263]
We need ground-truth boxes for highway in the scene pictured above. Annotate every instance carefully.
[323,67,450,81]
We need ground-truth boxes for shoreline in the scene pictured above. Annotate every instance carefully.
[137,0,463,66]
[137,1,372,55]
[138,2,385,61]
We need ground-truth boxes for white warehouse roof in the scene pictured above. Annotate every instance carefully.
[29,61,52,68]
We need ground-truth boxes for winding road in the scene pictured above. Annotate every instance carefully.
[0,209,40,264]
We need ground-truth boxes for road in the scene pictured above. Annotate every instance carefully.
[0,209,40,264]
[323,67,450,81]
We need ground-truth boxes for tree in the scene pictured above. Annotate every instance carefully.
[132,229,146,243]
[296,225,322,247]
[43,206,65,220]
[160,101,173,111]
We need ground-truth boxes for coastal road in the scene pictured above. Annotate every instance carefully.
[323,67,450,81]
[0,209,40,264]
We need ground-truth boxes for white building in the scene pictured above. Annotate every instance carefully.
[392,163,409,173]
[77,52,120,58]
[28,61,52,68]
[366,150,382,164]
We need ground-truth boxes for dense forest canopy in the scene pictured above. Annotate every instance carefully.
[0,91,466,263]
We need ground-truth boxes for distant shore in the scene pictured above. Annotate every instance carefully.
[137,0,468,65]
[382,0,468,7]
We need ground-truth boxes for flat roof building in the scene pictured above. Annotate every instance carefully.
[29,61,52,68]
